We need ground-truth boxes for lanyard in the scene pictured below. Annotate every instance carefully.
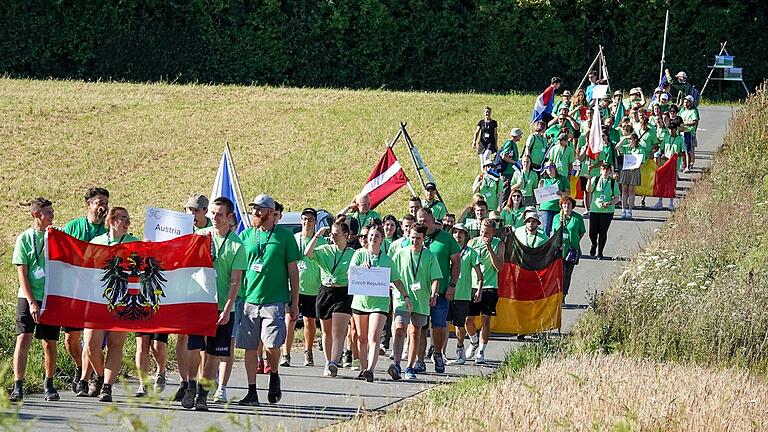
[212,230,230,261]
[365,249,380,268]
[330,246,349,274]
[32,233,44,265]
[425,230,439,248]
[107,233,127,245]
[255,228,274,261]
[409,249,423,280]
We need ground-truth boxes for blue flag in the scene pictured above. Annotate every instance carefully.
[210,147,250,234]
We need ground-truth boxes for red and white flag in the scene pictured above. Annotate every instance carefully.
[40,229,218,336]
[587,104,604,160]
[361,147,409,209]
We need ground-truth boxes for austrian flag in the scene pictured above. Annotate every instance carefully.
[40,229,219,336]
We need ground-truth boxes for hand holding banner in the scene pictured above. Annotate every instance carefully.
[348,266,391,297]
[534,185,560,204]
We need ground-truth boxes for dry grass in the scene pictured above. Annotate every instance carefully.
[332,354,768,432]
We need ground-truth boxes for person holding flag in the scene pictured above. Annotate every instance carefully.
[340,193,381,235]
[472,161,504,212]
[423,182,447,222]
[530,77,561,125]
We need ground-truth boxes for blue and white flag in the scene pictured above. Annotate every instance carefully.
[210,146,250,234]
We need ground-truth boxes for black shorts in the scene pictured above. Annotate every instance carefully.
[136,332,169,344]
[187,312,234,357]
[468,289,500,317]
[64,327,83,333]
[447,300,471,327]
[351,309,388,317]
[316,286,353,320]
[299,294,318,319]
[16,298,60,341]
[579,176,588,191]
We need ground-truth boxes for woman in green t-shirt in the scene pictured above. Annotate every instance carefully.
[305,219,356,377]
[538,163,570,236]
[500,188,526,229]
[586,163,620,259]
[382,214,399,255]
[350,225,411,382]
[552,196,586,300]
[511,155,539,208]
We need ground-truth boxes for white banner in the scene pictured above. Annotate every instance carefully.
[534,185,560,204]
[622,154,643,170]
[348,265,391,297]
[144,207,194,242]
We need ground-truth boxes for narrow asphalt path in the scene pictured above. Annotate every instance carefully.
[8,106,733,431]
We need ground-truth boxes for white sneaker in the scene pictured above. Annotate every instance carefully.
[213,387,227,403]
[627,210,633,219]
[465,341,479,359]
[323,363,332,377]
[474,351,486,365]
[153,373,166,393]
[449,346,466,365]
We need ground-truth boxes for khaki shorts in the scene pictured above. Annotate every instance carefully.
[393,310,428,328]
[236,302,286,350]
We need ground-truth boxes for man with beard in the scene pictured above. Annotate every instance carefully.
[236,194,300,406]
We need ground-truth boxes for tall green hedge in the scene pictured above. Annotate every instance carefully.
[1,0,765,98]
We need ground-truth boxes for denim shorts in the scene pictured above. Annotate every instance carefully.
[429,294,450,328]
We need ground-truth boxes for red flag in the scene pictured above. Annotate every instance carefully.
[361,147,409,209]
[40,229,219,336]
[653,154,678,198]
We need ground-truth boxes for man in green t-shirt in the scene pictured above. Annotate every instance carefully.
[181,197,247,411]
[465,200,488,239]
[446,223,482,366]
[465,219,505,364]
[423,182,448,222]
[340,193,381,235]
[514,209,550,248]
[523,121,549,169]
[186,194,212,232]
[64,186,108,397]
[237,194,301,407]
[545,132,577,175]
[387,223,442,381]
[679,95,700,173]
[10,198,60,403]
[417,208,460,374]
[472,161,503,212]
[499,127,523,204]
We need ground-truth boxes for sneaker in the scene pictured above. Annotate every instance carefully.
[387,363,402,381]
[413,360,426,374]
[98,384,113,403]
[71,369,81,394]
[75,380,90,397]
[44,386,60,402]
[386,349,394,360]
[256,359,265,374]
[135,384,147,398]
[669,200,676,211]
[194,394,208,411]
[89,375,104,398]
[475,351,486,365]
[238,391,260,407]
[404,367,417,380]
[627,210,633,219]
[426,345,435,360]
[433,352,445,373]
[328,361,338,377]
[181,386,196,409]
[267,373,282,404]
[620,210,629,220]
[9,385,22,403]
[280,354,291,367]
[350,359,361,371]
[651,200,664,210]
[583,211,590,219]
[590,244,597,256]
[213,387,228,403]
[342,351,353,368]
[356,371,366,380]
[465,341,479,359]
[153,373,167,393]
[263,360,272,374]
[172,382,188,402]
[304,350,314,366]
[323,363,332,377]
[449,346,466,365]
[363,370,374,383]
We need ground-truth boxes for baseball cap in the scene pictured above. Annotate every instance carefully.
[248,194,276,209]
[425,182,437,191]
[660,93,670,100]
[301,207,318,218]
[613,90,622,96]
[684,95,694,102]
[510,128,523,137]
[451,223,469,234]
[558,132,569,141]
[562,90,572,96]
[185,194,209,210]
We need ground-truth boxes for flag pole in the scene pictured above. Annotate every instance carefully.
[659,10,669,83]
[224,141,252,229]
[400,123,446,204]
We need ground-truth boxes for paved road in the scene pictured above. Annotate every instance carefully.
[8,106,733,431]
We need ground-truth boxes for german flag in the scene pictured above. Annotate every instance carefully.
[488,227,563,334]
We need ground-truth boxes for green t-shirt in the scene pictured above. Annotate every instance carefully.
[239,226,301,305]
[310,244,356,286]
[90,232,141,245]
[468,237,502,290]
[663,134,686,170]
[511,169,539,197]
[348,210,381,234]
[553,212,586,257]
[679,108,699,134]
[454,246,480,301]
[637,127,659,160]
[539,174,569,212]
[193,218,213,233]
[585,145,612,178]
[546,143,576,175]
[350,249,400,313]
[425,200,448,221]
[199,228,248,310]
[383,237,394,255]
[476,174,503,211]
[499,139,521,175]
[500,207,525,229]
[424,229,461,294]
[62,216,107,242]
[294,232,327,296]
[12,228,47,301]
[590,177,621,213]
[392,247,442,316]
[388,236,410,258]
[514,226,549,248]
[524,134,548,166]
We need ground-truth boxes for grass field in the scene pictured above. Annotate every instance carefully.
[0,78,534,389]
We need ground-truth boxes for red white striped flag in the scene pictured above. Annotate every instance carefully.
[40,229,218,336]
[361,147,409,209]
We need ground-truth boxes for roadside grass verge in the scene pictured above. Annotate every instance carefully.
[570,84,768,373]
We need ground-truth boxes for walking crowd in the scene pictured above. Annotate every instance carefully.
[10,69,700,411]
